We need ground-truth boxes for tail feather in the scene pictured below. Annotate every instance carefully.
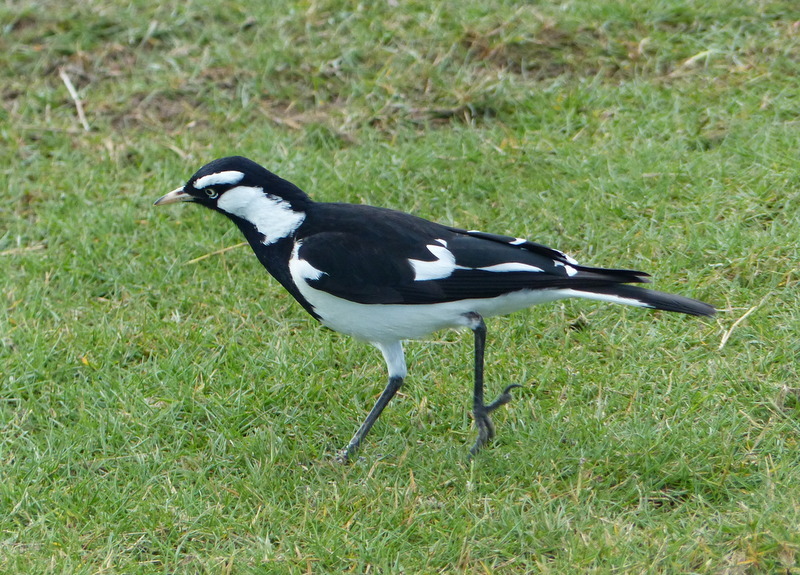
[572,284,716,317]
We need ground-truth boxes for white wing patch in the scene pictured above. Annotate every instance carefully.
[478,262,544,273]
[409,239,559,281]
[216,185,306,244]
[194,170,245,189]
[289,242,326,283]
[558,251,579,265]
[408,242,467,281]
[554,261,579,276]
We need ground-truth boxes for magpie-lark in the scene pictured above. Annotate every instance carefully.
[155,156,715,461]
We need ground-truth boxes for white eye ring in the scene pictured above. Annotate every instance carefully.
[205,189,219,199]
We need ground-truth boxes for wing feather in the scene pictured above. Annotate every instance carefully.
[294,205,651,306]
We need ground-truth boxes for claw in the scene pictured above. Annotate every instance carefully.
[469,384,524,456]
[485,384,523,412]
[469,410,496,457]
[334,450,352,464]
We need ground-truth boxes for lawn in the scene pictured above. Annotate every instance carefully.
[2,0,800,572]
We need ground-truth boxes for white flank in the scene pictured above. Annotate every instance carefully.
[408,242,466,281]
[510,237,527,245]
[216,186,306,244]
[560,288,652,309]
[478,262,544,273]
[194,170,245,189]
[292,282,578,343]
[292,281,657,345]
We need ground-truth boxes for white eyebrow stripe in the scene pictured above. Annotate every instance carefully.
[194,170,245,189]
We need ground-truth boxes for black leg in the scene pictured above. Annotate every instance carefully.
[336,375,404,463]
[467,312,521,456]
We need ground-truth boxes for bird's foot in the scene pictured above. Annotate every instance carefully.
[334,443,358,464]
[469,384,522,457]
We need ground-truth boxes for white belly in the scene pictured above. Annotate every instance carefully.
[294,283,571,343]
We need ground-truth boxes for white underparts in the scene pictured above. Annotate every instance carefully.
[216,186,306,244]
[291,277,652,344]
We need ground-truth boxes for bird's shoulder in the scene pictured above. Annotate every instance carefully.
[300,202,449,242]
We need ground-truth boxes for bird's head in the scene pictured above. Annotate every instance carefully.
[155,156,311,244]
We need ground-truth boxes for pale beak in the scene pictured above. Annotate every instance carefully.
[154,187,192,206]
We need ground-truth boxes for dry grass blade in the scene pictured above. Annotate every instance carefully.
[718,293,772,350]
[184,242,247,265]
[0,243,46,256]
[58,68,90,132]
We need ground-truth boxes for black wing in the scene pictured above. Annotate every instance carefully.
[294,204,650,305]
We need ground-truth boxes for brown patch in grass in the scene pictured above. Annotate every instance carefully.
[4,13,43,34]
[199,66,244,92]
[259,100,331,130]
[407,103,498,125]
[259,100,355,144]
[1,87,25,105]
[361,105,481,134]
[105,90,204,130]
[463,24,606,79]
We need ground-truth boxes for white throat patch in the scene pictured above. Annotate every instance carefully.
[216,185,306,244]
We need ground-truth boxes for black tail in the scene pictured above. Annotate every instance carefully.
[576,284,716,317]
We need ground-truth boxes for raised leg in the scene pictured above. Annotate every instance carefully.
[336,375,404,463]
[466,312,521,456]
[336,341,407,463]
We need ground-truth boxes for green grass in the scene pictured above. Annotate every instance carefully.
[2,0,800,572]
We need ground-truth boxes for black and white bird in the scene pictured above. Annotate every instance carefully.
[155,156,715,460]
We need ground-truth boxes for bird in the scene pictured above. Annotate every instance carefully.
[154,156,715,461]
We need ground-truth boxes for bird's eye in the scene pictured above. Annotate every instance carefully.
[205,189,219,199]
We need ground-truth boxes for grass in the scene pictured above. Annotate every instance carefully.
[2,0,800,572]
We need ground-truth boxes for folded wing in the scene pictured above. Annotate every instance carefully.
[294,206,652,306]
